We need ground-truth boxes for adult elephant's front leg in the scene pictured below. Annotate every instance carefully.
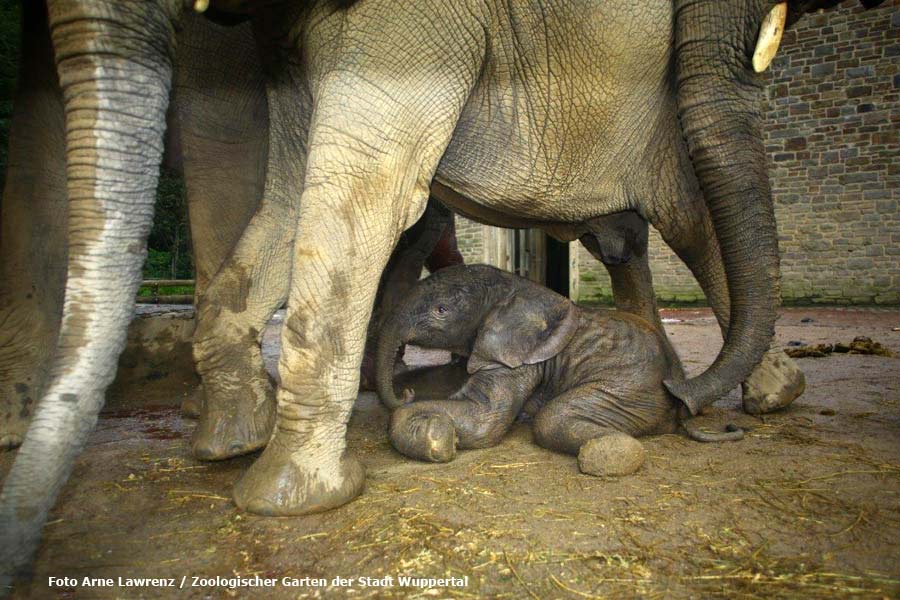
[232,55,482,514]
[232,152,432,515]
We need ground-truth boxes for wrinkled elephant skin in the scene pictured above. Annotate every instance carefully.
[378,265,740,473]
[0,0,887,590]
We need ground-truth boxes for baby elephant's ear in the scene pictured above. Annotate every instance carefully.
[468,291,578,373]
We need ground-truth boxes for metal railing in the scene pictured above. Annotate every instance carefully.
[137,279,195,305]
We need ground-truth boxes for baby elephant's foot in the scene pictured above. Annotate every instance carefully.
[578,432,646,477]
[390,409,457,463]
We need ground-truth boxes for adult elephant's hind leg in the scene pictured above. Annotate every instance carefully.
[189,210,289,460]
[189,76,305,461]
[173,17,269,422]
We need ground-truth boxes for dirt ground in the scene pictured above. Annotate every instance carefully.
[2,307,899,599]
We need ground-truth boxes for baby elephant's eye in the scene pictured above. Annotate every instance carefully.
[436,305,447,314]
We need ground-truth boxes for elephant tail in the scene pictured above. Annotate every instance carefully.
[680,418,744,443]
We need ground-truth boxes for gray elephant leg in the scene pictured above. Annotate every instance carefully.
[170,16,269,421]
[390,366,541,462]
[649,142,804,415]
[532,386,665,476]
[189,55,305,461]
[579,213,668,341]
[1,0,177,582]
[231,22,485,514]
[0,2,67,450]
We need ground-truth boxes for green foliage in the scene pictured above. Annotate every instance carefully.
[144,169,194,280]
[0,5,194,282]
[137,285,195,297]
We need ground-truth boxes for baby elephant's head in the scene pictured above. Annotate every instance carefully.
[375,264,578,408]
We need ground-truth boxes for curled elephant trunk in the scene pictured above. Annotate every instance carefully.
[375,315,408,410]
[665,0,781,414]
[0,0,177,586]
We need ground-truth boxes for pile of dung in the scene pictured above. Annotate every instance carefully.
[785,336,894,358]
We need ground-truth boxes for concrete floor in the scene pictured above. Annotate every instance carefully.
[2,307,899,599]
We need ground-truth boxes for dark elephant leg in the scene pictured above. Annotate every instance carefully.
[170,15,268,419]
[0,1,67,449]
[605,256,664,332]
[532,385,673,476]
[579,212,666,335]
[649,140,804,415]
[390,366,541,462]
[424,216,464,272]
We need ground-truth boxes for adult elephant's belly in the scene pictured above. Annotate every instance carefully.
[433,0,674,227]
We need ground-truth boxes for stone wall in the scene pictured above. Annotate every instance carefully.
[456,2,899,306]
[455,216,486,265]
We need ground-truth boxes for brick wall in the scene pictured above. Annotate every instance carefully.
[453,2,898,305]
[455,216,486,265]
[574,1,899,305]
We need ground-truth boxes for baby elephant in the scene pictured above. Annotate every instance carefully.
[376,264,740,476]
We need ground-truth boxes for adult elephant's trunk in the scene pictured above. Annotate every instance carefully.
[0,0,177,586]
[664,0,782,414]
[375,314,409,410]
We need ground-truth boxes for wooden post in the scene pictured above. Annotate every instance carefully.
[568,243,580,302]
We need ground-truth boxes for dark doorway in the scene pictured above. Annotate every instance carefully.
[545,236,569,297]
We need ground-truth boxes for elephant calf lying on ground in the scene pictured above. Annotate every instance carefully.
[377,265,741,475]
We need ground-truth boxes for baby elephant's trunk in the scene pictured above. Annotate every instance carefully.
[375,316,406,409]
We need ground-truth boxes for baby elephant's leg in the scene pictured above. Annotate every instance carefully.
[390,367,540,463]
[390,404,460,463]
[533,386,656,476]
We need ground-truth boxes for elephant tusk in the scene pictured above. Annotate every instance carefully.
[753,2,787,73]
[193,0,210,13]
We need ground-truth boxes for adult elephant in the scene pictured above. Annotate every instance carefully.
[0,4,268,451]
[0,3,461,455]
[0,0,886,587]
